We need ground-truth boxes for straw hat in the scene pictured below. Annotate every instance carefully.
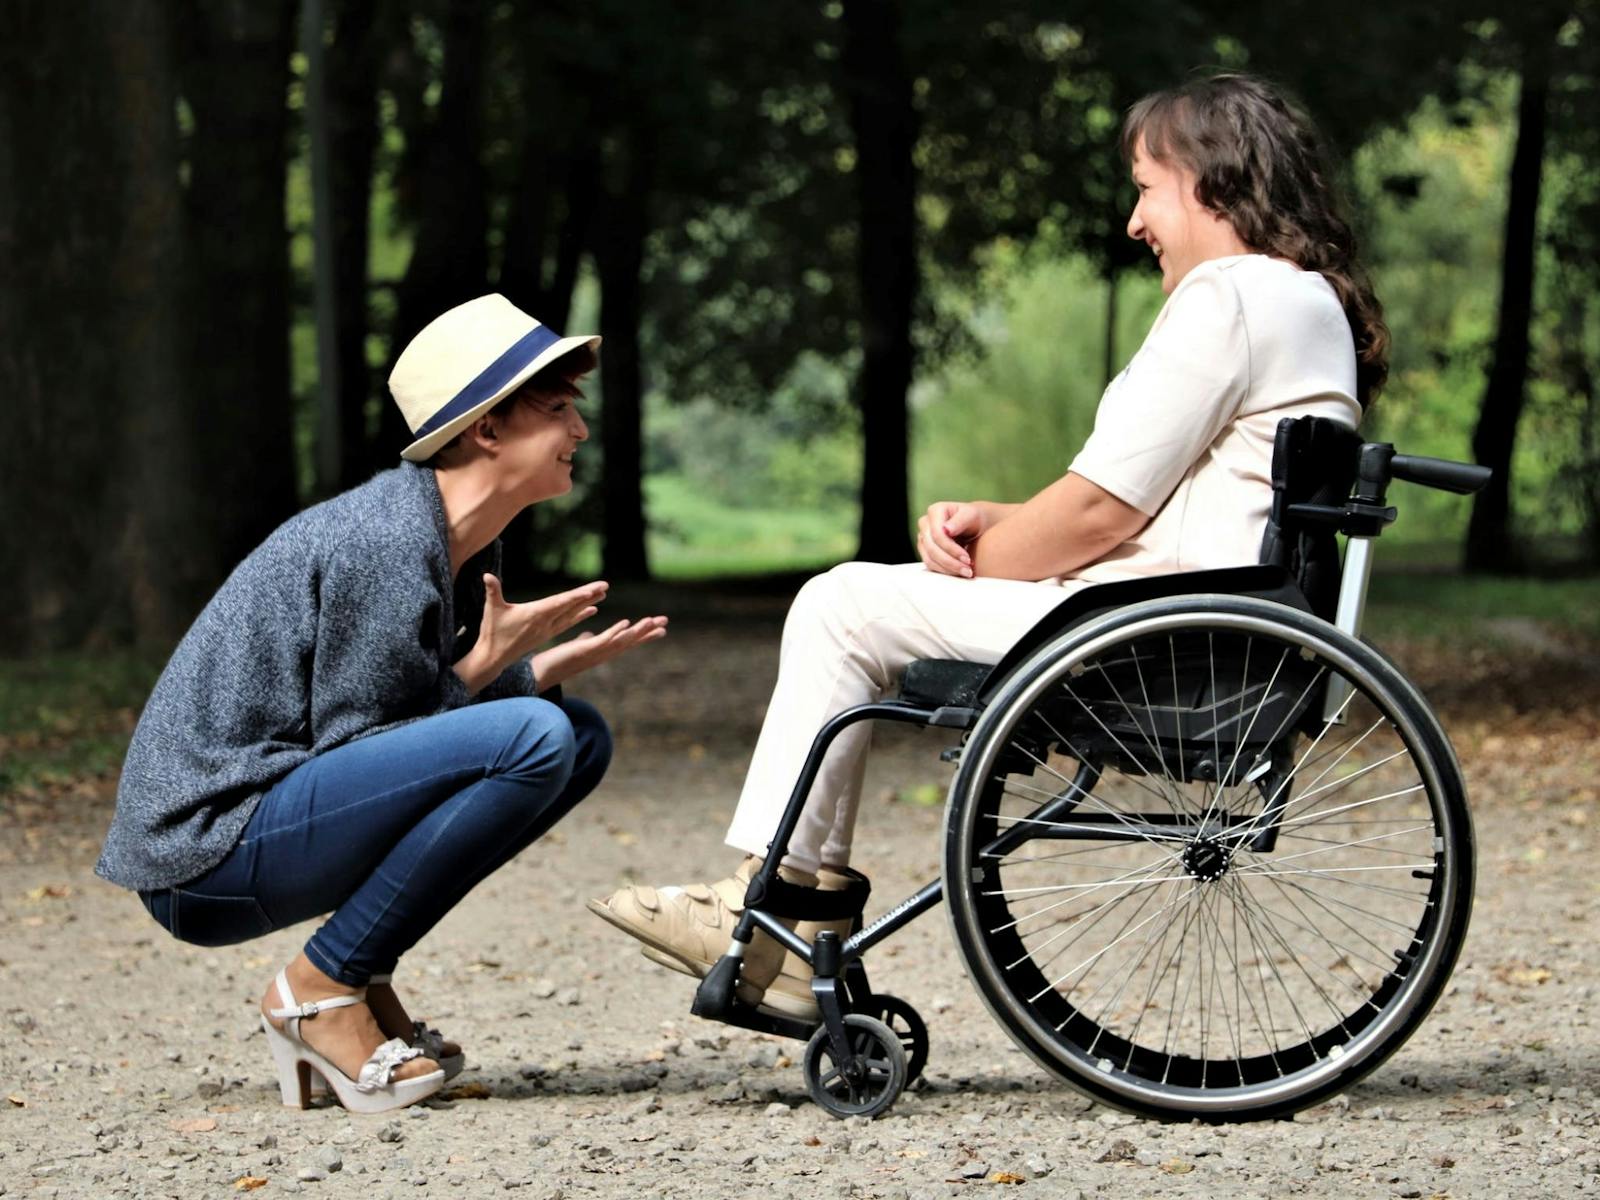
[389,294,600,463]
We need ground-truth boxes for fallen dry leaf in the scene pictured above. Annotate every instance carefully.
[1492,963,1553,987]
[440,1081,492,1101]
[1160,1159,1196,1174]
[990,1171,1027,1184]
[6,1094,24,1107]
[24,884,71,901]
[170,1117,218,1133]
[233,1178,269,1192]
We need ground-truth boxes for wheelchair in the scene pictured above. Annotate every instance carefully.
[689,416,1491,1122]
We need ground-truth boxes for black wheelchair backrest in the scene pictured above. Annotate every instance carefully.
[1258,416,1363,622]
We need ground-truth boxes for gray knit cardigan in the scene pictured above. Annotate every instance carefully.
[96,462,535,891]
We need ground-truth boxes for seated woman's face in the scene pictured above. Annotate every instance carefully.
[1126,134,1248,294]
[493,388,590,503]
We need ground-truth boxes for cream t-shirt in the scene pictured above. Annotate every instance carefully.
[1066,254,1361,586]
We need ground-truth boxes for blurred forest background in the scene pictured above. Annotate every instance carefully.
[3,0,1600,663]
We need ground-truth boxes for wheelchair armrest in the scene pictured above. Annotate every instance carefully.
[899,658,991,709]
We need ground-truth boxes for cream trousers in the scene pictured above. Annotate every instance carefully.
[724,561,1082,875]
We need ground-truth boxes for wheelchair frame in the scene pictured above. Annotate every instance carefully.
[690,419,1491,1120]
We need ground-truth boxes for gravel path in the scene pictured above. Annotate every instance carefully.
[4,585,1598,1199]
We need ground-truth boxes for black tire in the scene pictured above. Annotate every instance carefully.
[943,595,1474,1121]
[867,993,930,1084]
[803,1014,909,1119]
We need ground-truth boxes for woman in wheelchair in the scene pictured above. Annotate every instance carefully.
[98,297,666,1114]
[594,70,1377,1009]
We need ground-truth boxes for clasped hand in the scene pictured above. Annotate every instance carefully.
[457,575,668,694]
[916,501,987,578]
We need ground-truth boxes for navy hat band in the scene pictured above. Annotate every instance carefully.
[413,324,565,439]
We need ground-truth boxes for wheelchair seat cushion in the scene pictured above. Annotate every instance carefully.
[900,658,991,708]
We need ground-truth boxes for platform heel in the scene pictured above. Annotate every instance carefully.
[260,970,444,1114]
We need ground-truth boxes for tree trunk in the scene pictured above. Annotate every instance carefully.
[593,140,653,582]
[544,150,600,336]
[326,0,380,489]
[1465,32,1552,574]
[499,145,555,316]
[178,0,299,583]
[502,134,599,337]
[841,0,918,564]
[0,0,191,652]
[378,0,490,469]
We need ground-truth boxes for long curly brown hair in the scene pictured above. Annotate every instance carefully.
[1121,73,1389,407]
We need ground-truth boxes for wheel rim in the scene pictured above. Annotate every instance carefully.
[946,602,1472,1116]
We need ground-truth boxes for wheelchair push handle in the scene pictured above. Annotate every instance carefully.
[1390,453,1492,496]
[1356,442,1492,503]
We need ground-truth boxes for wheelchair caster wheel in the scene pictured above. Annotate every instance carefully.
[867,994,929,1085]
[803,1014,908,1119]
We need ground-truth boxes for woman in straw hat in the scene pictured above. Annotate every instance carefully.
[590,72,1384,1022]
[98,295,665,1114]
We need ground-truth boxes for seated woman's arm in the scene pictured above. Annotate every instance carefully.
[971,473,1147,580]
[918,474,1148,582]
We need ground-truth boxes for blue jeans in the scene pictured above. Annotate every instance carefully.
[140,695,610,984]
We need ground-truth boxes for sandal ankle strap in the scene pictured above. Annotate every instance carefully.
[268,993,364,1020]
[268,968,367,1020]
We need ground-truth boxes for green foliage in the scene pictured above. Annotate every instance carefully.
[648,359,860,512]
[913,251,1164,510]
[1365,571,1600,642]
[644,474,855,580]
[0,651,163,795]
[1337,67,1600,559]
[1351,84,1511,547]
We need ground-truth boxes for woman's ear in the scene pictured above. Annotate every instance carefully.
[466,412,501,454]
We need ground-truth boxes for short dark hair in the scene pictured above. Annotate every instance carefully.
[429,341,598,462]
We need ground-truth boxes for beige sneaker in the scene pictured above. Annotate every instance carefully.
[588,856,816,1010]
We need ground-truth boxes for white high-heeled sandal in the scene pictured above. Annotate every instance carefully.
[368,973,466,1081]
[308,972,465,1098]
[261,970,445,1113]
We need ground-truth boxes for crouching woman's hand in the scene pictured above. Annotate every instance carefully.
[532,614,669,691]
[454,577,609,695]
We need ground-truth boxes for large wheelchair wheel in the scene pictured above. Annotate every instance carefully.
[943,595,1474,1121]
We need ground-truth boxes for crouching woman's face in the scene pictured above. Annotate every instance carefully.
[490,388,590,504]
